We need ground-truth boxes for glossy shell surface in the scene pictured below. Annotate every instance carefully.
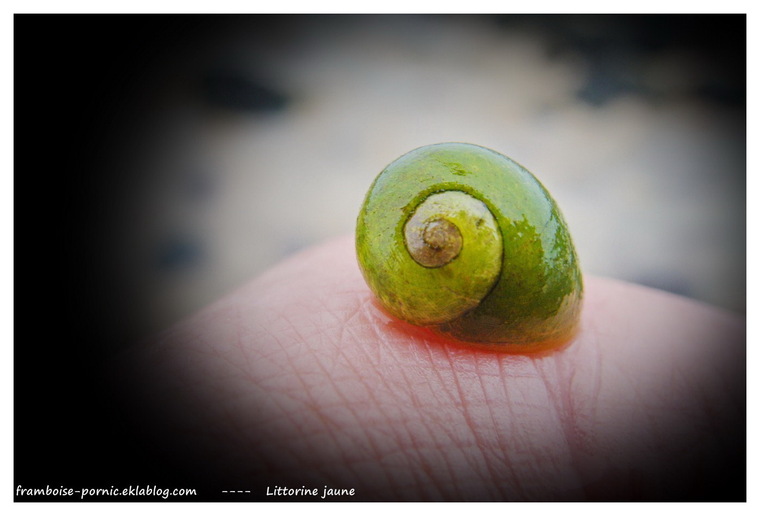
[356,143,583,351]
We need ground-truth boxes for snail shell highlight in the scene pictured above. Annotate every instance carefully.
[355,143,583,351]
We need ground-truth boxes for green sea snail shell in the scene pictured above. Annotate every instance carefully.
[355,143,583,352]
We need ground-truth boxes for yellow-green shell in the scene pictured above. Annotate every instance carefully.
[356,143,583,350]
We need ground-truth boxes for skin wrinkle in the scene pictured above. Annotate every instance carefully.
[494,351,529,498]
[356,360,421,489]
[483,356,537,499]
[337,295,372,351]
[532,356,586,497]
[392,413,451,500]
[235,362,313,479]
[327,328,406,495]
[385,350,451,497]
[417,413,468,499]
[295,283,441,496]
[175,264,508,494]
[472,353,527,500]
[233,305,263,395]
[532,342,610,499]
[446,350,532,500]
[579,296,642,443]
[354,321,468,499]
[113,235,745,501]
[376,325,486,498]
[276,308,404,492]
[423,344,494,497]
[270,318,356,476]
[240,301,360,481]
[417,342,476,500]
[423,354,495,500]
[505,361,579,499]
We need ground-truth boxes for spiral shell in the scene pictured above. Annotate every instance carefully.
[356,143,583,352]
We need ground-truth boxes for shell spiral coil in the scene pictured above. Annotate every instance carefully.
[356,143,583,352]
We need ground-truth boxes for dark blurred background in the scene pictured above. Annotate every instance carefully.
[15,14,745,501]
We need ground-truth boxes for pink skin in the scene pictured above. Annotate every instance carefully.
[117,235,745,501]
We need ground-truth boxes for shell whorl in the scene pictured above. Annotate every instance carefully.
[355,143,583,349]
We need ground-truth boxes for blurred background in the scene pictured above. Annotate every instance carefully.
[14,13,746,500]
[19,14,746,354]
